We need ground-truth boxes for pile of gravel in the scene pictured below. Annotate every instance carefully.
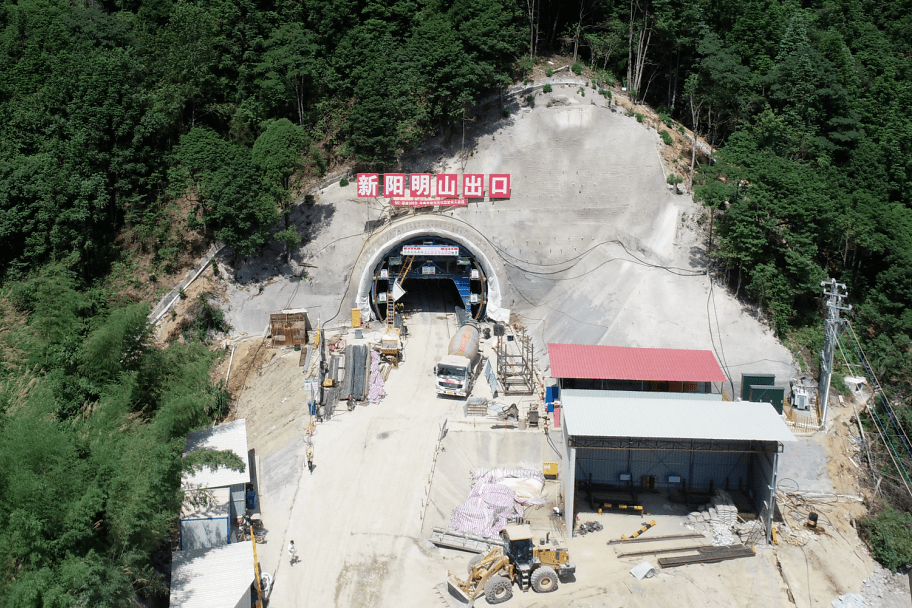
[833,567,911,608]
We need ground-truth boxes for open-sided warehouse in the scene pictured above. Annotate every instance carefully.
[560,390,795,541]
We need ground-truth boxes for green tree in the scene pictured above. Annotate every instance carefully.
[257,23,322,126]
[694,31,750,145]
[171,127,277,256]
[584,22,624,71]
[252,118,309,228]
[152,2,220,128]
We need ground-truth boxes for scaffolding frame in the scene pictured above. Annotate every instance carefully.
[495,326,534,395]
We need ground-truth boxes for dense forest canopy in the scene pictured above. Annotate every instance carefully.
[2,0,912,603]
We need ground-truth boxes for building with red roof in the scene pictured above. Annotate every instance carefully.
[548,343,726,394]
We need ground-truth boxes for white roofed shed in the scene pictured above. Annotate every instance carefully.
[182,419,250,489]
[180,419,251,551]
[169,542,253,608]
[559,390,795,543]
[561,390,795,443]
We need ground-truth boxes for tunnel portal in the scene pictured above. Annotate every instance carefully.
[369,236,488,323]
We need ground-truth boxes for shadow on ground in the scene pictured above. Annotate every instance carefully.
[218,200,338,285]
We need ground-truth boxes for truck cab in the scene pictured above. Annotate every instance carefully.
[435,355,472,396]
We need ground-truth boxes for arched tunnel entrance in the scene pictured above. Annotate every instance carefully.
[369,236,488,322]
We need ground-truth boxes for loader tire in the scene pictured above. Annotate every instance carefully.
[467,554,483,575]
[484,575,513,604]
[531,566,558,593]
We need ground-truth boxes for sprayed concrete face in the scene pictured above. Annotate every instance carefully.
[353,220,510,324]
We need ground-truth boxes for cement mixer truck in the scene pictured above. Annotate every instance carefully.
[435,322,481,397]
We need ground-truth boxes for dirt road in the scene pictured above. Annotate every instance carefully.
[255,290,471,607]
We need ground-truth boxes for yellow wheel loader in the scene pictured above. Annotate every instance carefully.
[446,525,575,605]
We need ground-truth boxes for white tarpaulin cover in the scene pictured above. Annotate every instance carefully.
[630,561,657,580]
[448,468,545,538]
[368,350,387,404]
[499,476,544,500]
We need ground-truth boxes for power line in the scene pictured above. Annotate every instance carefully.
[707,278,735,398]
[846,322,912,455]
[844,324,912,466]
[836,329,912,499]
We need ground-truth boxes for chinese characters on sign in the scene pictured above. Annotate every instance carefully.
[357,173,378,197]
[411,173,431,196]
[489,174,510,198]
[401,246,459,256]
[384,173,406,197]
[463,174,484,198]
[356,172,511,205]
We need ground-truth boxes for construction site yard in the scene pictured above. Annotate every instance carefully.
[199,80,912,608]
[224,305,910,608]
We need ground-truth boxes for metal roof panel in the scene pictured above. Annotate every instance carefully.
[182,419,250,489]
[170,542,253,608]
[561,392,795,443]
[548,343,727,382]
[181,486,231,520]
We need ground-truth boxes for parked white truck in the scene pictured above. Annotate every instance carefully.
[435,322,481,397]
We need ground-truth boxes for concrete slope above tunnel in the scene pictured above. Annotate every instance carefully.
[350,215,512,323]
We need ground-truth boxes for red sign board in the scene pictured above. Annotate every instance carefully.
[489,174,511,198]
[463,174,484,198]
[436,173,458,197]
[357,173,379,197]
[383,173,406,197]
[410,173,431,196]
[355,172,511,200]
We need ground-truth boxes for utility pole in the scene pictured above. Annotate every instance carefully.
[819,279,851,429]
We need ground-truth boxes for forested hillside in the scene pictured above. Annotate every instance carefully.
[1,0,912,603]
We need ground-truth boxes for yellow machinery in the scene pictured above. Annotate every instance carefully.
[386,256,414,330]
[447,525,575,605]
[379,256,413,368]
[379,328,402,367]
[447,547,514,606]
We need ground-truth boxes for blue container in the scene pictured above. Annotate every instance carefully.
[546,403,554,412]
[545,385,559,404]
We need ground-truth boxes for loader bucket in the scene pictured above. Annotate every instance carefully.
[446,571,474,607]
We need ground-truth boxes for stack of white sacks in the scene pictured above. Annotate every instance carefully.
[684,490,738,546]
